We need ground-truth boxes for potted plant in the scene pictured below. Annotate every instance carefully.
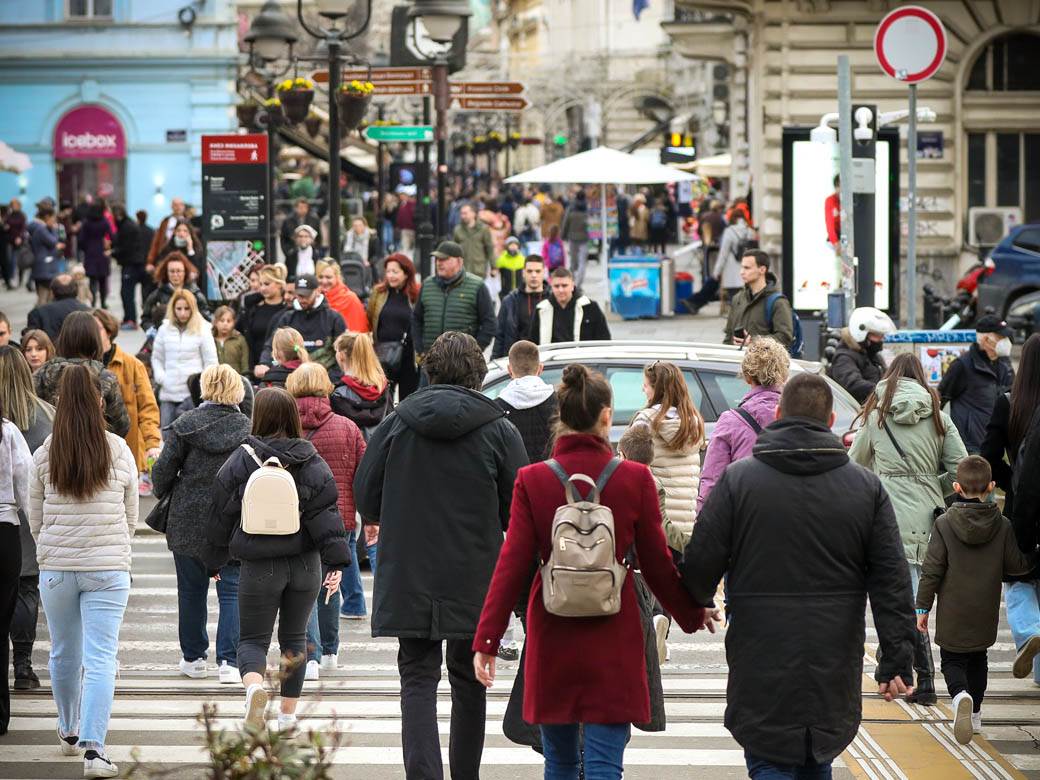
[508,131,521,150]
[236,99,260,129]
[336,80,374,132]
[487,131,505,152]
[276,77,315,124]
[472,135,488,154]
[303,113,322,139]
[262,97,284,127]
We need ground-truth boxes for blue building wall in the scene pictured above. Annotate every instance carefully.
[0,0,240,214]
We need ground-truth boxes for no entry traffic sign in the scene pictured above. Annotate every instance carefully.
[874,6,947,83]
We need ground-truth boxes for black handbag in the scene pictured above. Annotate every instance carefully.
[145,491,172,534]
[375,335,406,376]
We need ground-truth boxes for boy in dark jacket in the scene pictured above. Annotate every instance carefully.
[916,455,1035,745]
[494,340,557,464]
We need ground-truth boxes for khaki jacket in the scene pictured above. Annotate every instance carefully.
[107,345,161,471]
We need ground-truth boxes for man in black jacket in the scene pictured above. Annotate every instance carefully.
[827,306,896,404]
[528,267,611,345]
[24,274,88,340]
[493,254,549,359]
[256,274,346,372]
[494,340,557,463]
[681,373,915,776]
[111,204,145,328]
[939,315,1015,453]
[354,331,528,780]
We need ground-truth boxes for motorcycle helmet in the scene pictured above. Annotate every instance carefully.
[848,307,896,343]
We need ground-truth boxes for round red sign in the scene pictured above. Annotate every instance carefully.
[53,105,126,160]
[874,6,947,84]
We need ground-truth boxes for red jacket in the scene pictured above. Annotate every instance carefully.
[473,433,705,725]
[824,192,841,245]
[325,282,370,333]
[296,395,366,531]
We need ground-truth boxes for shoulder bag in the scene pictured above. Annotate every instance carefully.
[145,491,172,534]
[375,335,407,377]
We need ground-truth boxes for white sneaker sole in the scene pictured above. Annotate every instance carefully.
[83,758,119,778]
[1014,636,1040,679]
[179,663,207,680]
[953,695,973,745]
[245,688,269,728]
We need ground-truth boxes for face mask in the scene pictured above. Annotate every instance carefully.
[864,340,883,356]
[173,236,187,247]
[995,337,1012,358]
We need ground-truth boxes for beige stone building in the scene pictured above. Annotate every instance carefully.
[664,0,1040,301]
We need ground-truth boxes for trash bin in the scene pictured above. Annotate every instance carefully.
[608,255,661,320]
[674,272,694,313]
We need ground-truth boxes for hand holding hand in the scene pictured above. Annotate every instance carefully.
[704,608,723,634]
[878,677,913,702]
[473,651,496,688]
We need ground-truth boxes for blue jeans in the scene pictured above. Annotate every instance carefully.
[367,542,378,577]
[540,723,629,780]
[173,553,239,666]
[39,570,130,751]
[745,751,832,779]
[338,529,366,617]
[1006,581,1040,682]
[160,398,194,428]
[306,585,342,661]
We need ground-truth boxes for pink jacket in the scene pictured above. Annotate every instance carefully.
[696,386,781,513]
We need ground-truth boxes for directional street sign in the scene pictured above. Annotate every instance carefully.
[369,82,432,96]
[449,81,525,96]
[363,125,434,143]
[312,66,432,84]
[452,96,530,112]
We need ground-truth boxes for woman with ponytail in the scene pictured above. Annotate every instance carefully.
[259,327,309,389]
[473,364,708,779]
[331,331,392,438]
[29,364,138,778]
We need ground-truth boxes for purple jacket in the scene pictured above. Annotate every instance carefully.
[696,385,781,513]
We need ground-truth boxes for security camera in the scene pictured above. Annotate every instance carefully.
[854,107,874,142]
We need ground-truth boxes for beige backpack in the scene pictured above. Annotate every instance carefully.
[240,444,300,536]
[540,458,628,618]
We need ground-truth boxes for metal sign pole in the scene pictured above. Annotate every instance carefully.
[907,82,918,328]
[837,55,855,317]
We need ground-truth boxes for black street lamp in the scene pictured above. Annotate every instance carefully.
[246,0,374,264]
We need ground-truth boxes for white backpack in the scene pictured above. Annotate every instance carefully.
[239,444,300,536]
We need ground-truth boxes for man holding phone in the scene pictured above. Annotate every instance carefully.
[723,250,794,349]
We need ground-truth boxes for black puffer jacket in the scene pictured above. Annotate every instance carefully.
[681,417,914,767]
[828,328,885,404]
[939,343,1014,453]
[203,435,351,573]
[354,384,528,639]
[152,403,251,562]
[259,296,346,366]
[141,282,210,331]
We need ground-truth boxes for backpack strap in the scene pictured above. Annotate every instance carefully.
[546,458,617,504]
[595,457,622,494]
[764,292,784,329]
[241,443,263,467]
[881,421,911,465]
[734,407,763,435]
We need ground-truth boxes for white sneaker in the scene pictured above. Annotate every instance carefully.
[653,614,669,665]
[952,691,974,745]
[971,710,982,734]
[276,713,298,732]
[58,727,80,756]
[320,654,338,671]
[244,684,268,728]
[218,661,241,685]
[178,658,207,679]
[83,751,119,778]
[305,659,320,681]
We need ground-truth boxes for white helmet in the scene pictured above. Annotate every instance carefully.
[848,307,896,343]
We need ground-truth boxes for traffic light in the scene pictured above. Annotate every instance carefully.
[553,134,568,147]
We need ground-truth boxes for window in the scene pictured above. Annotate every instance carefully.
[696,370,751,415]
[67,0,112,19]
[997,133,1021,207]
[967,133,986,210]
[1013,228,1040,255]
[966,33,1040,92]
[964,132,1040,224]
[598,366,709,425]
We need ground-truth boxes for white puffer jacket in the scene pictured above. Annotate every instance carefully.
[631,407,702,535]
[152,322,218,403]
[29,432,139,571]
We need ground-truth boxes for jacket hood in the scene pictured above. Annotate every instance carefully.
[296,395,334,430]
[944,501,1003,546]
[172,404,251,454]
[396,384,505,440]
[753,417,848,476]
[340,375,385,401]
[876,378,936,426]
[499,375,554,410]
[292,295,327,313]
[244,434,318,466]
[839,328,864,352]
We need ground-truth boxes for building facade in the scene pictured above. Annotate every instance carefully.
[0,0,239,214]
[665,0,1040,303]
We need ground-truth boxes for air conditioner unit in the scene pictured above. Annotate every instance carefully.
[968,207,1023,247]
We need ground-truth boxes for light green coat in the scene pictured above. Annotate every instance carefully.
[848,378,968,564]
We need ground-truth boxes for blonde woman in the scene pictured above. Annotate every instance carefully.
[315,260,369,333]
[331,331,391,436]
[237,265,287,376]
[260,327,309,389]
[697,337,790,512]
[152,289,217,427]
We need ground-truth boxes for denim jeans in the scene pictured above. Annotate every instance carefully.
[744,751,833,780]
[172,553,239,666]
[306,585,341,662]
[338,529,366,617]
[568,240,589,288]
[1006,581,1040,682]
[367,543,378,577]
[541,723,629,780]
[39,570,130,752]
[160,398,194,428]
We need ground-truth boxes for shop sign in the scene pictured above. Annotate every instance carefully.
[53,105,126,159]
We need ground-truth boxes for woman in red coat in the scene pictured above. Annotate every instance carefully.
[286,363,367,680]
[473,364,707,779]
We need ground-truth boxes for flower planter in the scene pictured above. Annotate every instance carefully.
[280,89,314,124]
[487,137,504,152]
[336,92,371,132]
[508,134,521,150]
[237,104,259,129]
[303,115,322,139]
[263,103,285,128]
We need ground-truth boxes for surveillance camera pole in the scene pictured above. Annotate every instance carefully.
[837,56,855,321]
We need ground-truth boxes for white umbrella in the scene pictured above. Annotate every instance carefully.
[505,146,698,278]
[0,140,31,174]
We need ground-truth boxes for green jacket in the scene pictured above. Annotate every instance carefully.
[216,331,250,375]
[453,221,495,277]
[848,378,968,564]
[723,273,793,347]
[414,271,497,354]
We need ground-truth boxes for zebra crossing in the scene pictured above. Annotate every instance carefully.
[4,531,1040,778]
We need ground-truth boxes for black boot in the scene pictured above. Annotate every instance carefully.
[907,629,937,706]
[12,659,40,691]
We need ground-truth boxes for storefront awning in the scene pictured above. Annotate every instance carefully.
[275,125,375,185]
